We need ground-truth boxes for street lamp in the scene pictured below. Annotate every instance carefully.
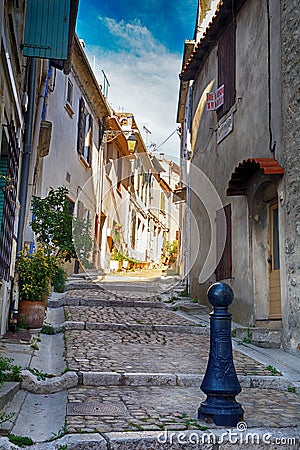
[127,132,138,153]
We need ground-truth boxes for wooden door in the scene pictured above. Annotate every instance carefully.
[269,202,281,318]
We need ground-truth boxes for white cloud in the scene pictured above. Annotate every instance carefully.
[86,16,182,159]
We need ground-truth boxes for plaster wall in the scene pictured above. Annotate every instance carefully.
[189,0,282,325]
[41,69,100,209]
[280,0,300,353]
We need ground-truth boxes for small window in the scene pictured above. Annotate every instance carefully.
[217,22,236,120]
[77,97,93,166]
[66,79,73,106]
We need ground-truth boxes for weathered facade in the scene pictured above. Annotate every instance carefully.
[0,0,26,334]
[178,0,300,353]
[33,35,111,273]
[280,0,300,352]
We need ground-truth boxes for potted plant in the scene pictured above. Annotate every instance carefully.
[17,247,56,329]
[109,248,123,271]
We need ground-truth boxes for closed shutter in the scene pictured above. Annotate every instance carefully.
[217,21,236,120]
[88,115,93,165]
[0,122,20,281]
[77,97,85,155]
[23,0,71,59]
[215,203,232,281]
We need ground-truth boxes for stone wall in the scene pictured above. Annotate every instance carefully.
[280,1,300,353]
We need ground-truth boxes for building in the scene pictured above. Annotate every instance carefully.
[0,0,79,333]
[33,35,110,274]
[178,0,300,353]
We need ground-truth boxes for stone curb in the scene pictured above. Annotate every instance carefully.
[66,282,105,291]
[49,296,166,308]
[0,382,20,411]
[1,428,298,449]
[63,321,208,334]
[79,371,298,391]
[21,370,78,394]
[18,369,298,393]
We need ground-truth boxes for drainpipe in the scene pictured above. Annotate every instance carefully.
[26,59,49,215]
[17,58,37,253]
[267,0,276,156]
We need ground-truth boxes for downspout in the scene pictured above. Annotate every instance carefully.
[17,58,37,253]
[267,0,276,157]
[17,59,48,252]
[26,59,49,211]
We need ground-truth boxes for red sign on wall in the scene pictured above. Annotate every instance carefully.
[207,85,224,111]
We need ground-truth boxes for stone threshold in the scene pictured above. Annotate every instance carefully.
[20,370,297,394]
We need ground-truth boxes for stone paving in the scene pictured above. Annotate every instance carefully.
[65,328,275,376]
[60,273,300,439]
[65,305,196,326]
[66,385,300,434]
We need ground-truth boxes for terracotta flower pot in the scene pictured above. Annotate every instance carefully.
[18,298,47,329]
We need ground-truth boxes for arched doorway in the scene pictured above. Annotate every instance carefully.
[251,181,281,323]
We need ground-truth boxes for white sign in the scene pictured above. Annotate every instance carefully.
[206,85,224,111]
[217,114,233,144]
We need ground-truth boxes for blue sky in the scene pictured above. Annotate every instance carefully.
[76,0,198,160]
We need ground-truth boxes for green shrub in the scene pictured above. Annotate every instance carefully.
[52,266,67,293]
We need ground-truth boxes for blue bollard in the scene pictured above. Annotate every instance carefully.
[198,282,244,426]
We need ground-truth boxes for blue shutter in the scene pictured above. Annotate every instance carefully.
[23,0,71,59]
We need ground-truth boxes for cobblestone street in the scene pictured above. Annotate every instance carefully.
[62,273,300,438]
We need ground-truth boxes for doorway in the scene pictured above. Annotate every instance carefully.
[268,201,281,319]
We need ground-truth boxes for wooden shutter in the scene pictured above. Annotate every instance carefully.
[77,97,85,155]
[88,115,93,165]
[0,122,20,281]
[215,203,232,280]
[217,21,236,120]
[23,0,71,59]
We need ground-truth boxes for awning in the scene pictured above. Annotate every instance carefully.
[227,158,284,196]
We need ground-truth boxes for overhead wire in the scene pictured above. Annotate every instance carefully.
[155,128,180,150]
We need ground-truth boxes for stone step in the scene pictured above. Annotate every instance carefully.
[0,381,20,411]
[179,304,210,315]
[234,327,282,349]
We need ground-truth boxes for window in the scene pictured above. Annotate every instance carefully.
[0,121,20,281]
[77,97,93,166]
[217,21,236,120]
[66,79,73,106]
[215,203,232,280]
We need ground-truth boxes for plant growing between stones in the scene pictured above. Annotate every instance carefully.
[8,434,34,447]
[0,354,22,386]
[266,365,281,375]
[0,411,15,424]
[41,323,56,335]
[47,421,68,442]
[287,386,296,393]
[178,413,208,430]
[27,367,56,381]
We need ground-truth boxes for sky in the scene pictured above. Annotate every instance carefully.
[76,0,198,161]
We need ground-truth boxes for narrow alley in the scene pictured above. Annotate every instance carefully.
[1,270,299,448]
